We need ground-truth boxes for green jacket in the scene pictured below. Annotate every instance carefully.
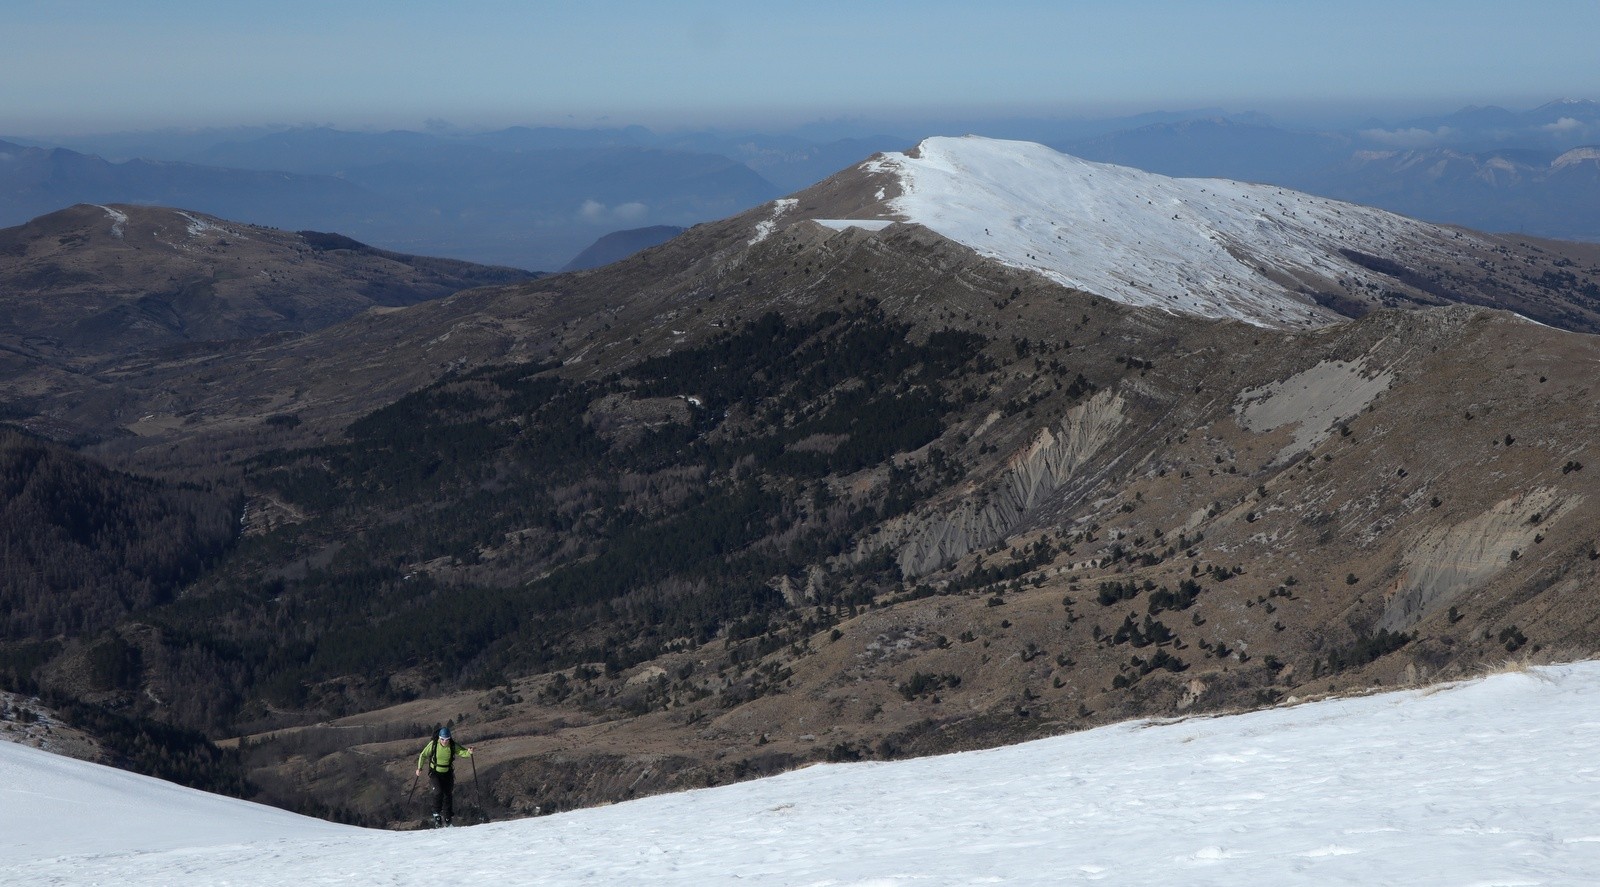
[417,739,472,774]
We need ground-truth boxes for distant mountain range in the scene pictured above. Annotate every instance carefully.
[5,100,1599,275]
[1297,146,1600,240]
[0,138,387,238]
[1060,107,1600,240]
[0,134,784,271]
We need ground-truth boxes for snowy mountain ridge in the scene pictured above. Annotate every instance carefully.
[10,661,1600,884]
[853,136,1496,328]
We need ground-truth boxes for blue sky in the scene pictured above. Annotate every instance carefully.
[7,0,1600,133]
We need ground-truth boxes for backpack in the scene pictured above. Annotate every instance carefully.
[428,739,456,772]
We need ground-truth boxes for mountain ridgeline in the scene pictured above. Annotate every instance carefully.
[6,139,1600,826]
[0,203,537,362]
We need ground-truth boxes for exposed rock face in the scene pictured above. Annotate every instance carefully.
[1236,359,1395,465]
[876,390,1127,578]
[1383,488,1581,632]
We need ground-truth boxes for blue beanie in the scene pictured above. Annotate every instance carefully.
[439,726,451,739]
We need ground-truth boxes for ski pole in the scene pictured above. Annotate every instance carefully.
[406,768,420,801]
[471,751,482,823]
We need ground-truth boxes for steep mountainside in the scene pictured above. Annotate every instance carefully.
[7,139,1600,826]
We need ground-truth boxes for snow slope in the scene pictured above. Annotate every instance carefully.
[10,662,1600,885]
[865,137,1492,328]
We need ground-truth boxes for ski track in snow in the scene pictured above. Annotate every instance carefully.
[874,136,1492,328]
[10,663,1600,884]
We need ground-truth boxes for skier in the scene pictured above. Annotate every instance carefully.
[415,725,474,827]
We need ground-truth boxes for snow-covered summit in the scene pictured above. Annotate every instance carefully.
[856,136,1492,328]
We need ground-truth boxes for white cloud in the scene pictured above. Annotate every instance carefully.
[1543,116,1584,134]
[1357,126,1456,148]
[579,199,650,224]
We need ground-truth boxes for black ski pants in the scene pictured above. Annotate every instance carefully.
[428,769,456,821]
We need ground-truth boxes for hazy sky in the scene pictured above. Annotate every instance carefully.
[7,0,1600,134]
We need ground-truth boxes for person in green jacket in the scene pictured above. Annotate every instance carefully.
[415,725,474,826]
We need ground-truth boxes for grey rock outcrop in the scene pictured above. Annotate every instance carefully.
[868,390,1127,578]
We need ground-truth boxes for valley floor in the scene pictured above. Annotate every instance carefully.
[8,662,1600,885]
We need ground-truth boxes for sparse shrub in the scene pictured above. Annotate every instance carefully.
[1316,629,1415,674]
[898,672,962,701]
[1498,626,1528,653]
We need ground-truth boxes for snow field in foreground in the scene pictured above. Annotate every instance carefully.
[8,662,1600,885]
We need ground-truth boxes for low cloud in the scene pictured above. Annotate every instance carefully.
[1358,126,1456,148]
[1543,117,1584,134]
[580,199,651,224]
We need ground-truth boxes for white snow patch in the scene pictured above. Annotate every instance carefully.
[177,211,219,238]
[750,198,797,246]
[94,205,128,239]
[873,136,1493,328]
[0,741,342,861]
[812,219,894,232]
